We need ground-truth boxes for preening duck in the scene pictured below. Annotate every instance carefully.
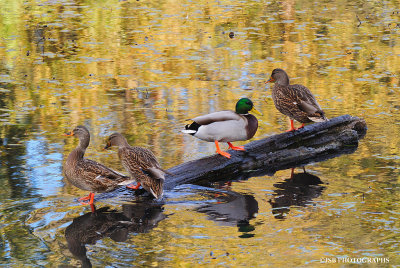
[182,98,260,159]
[104,133,168,199]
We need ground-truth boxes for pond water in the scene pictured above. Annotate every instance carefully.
[1,0,400,266]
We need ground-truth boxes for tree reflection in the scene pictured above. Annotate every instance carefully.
[0,124,37,199]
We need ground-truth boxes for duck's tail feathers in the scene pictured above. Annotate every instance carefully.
[181,121,201,135]
[145,167,166,180]
[117,179,136,186]
[113,170,130,179]
[181,129,196,134]
[308,116,328,122]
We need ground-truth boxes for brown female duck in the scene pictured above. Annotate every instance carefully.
[104,133,168,199]
[64,126,133,208]
[267,68,327,131]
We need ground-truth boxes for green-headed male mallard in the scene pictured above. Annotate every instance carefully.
[181,98,260,159]
[64,126,134,209]
[104,133,168,199]
[267,68,327,131]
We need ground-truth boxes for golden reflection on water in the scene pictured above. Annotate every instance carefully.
[1,0,400,266]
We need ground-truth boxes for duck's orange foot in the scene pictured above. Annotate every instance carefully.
[216,150,231,158]
[127,182,141,190]
[214,140,231,158]
[227,142,245,151]
[78,195,90,201]
[286,119,297,132]
[79,192,95,205]
[288,124,305,131]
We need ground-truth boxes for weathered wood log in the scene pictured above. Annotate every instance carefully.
[164,115,367,189]
[97,115,366,201]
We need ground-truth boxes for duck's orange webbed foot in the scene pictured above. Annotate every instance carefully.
[79,192,95,205]
[127,182,141,190]
[215,140,231,158]
[286,119,296,132]
[217,150,231,158]
[227,142,245,151]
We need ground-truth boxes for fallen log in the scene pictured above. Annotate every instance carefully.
[96,114,366,201]
[164,114,367,189]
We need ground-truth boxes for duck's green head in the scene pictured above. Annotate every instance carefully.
[235,98,261,115]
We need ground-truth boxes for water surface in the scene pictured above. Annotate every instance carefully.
[0,0,399,266]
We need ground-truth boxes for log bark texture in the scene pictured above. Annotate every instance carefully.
[164,115,367,189]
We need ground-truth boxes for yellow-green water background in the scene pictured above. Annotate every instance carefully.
[0,0,399,266]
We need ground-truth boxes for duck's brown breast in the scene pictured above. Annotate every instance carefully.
[244,114,258,139]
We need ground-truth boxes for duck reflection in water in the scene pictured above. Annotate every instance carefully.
[65,202,166,268]
[196,187,258,238]
[269,167,325,219]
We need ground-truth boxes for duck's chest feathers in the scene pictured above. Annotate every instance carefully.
[244,114,258,139]
[118,148,129,169]
[65,149,83,178]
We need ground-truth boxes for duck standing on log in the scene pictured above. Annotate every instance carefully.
[266,68,327,131]
[104,133,168,199]
[181,98,261,159]
[64,126,134,210]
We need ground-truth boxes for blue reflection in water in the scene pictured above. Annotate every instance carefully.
[24,137,64,197]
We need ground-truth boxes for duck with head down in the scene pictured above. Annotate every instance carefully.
[64,125,134,209]
[267,68,327,131]
[104,133,168,200]
[181,98,261,159]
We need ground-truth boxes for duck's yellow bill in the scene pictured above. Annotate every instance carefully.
[251,107,263,116]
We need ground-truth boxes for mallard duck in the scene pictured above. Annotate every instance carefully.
[64,126,134,208]
[181,98,260,158]
[104,132,168,199]
[267,68,327,131]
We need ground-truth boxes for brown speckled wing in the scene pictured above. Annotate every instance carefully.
[119,147,164,198]
[290,84,325,119]
[70,159,128,192]
[80,159,128,181]
[290,84,321,109]
[120,147,161,171]
[273,84,325,123]
[272,84,302,118]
